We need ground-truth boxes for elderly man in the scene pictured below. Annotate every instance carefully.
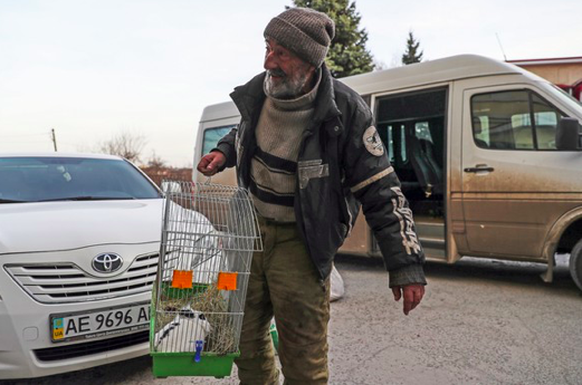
[197,7,426,385]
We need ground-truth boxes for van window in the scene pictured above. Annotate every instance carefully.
[415,122,433,143]
[471,90,563,151]
[375,88,446,192]
[385,125,395,164]
[532,93,561,150]
[202,125,235,155]
[474,116,490,146]
[383,124,406,164]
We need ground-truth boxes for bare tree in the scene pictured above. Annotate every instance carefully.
[146,150,166,168]
[98,131,147,164]
[373,59,388,71]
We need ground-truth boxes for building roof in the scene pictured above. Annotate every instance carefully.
[507,57,582,66]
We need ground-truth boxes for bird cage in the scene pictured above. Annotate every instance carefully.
[150,180,262,378]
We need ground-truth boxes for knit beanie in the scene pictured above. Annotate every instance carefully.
[264,7,335,68]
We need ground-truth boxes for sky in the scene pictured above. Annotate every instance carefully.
[1,0,581,167]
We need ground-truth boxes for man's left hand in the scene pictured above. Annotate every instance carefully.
[392,284,425,315]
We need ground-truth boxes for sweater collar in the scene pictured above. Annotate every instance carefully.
[264,69,321,111]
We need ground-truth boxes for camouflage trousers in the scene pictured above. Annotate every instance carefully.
[235,216,331,385]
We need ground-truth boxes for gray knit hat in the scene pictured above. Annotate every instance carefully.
[264,7,335,68]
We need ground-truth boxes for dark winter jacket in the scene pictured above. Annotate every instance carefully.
[216,65,426,287]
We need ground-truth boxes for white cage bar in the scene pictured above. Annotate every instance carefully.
[151,180,262,356]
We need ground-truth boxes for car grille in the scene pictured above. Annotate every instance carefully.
[4,253,159,304]
[34,330,149,362]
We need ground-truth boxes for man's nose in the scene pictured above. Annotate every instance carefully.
[264,50,277,70]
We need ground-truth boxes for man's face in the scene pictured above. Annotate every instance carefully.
[263,38,316,99]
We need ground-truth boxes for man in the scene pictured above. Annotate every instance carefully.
[197,7,426,385]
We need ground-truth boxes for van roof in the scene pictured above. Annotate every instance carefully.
[340,54,531,95]
[199,100,240,123]
[200,55,538,122]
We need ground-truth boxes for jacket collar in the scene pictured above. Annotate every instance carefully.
[230,72,266,122]
[230,63,342,129]
[312,64,342,126]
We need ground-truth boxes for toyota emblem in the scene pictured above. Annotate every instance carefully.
[92,253,123,273]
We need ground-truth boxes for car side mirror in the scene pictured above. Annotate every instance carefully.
[556,117,582,151]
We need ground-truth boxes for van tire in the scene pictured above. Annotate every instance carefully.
[569,239,582,291]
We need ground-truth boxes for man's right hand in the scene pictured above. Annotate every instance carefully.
[197,151,226,176]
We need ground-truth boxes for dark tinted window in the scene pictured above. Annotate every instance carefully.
[0,157,161,203]
[376,89,447,123]
[376,88,446,172]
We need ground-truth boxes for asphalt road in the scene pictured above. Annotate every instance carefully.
[3,254,581,385]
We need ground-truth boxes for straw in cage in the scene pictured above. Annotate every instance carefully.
[153,283,237,355]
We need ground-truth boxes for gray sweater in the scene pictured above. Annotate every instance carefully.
[249,74,321,222]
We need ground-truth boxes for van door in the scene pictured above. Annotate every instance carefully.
[374,87,448,261]
[461,84,574,260]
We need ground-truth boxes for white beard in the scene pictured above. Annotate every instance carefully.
[264,70,311,100]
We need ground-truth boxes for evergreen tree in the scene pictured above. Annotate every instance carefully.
[401,31,423,65]
[290,0,374,78]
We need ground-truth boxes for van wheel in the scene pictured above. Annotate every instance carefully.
[569,239,582,291]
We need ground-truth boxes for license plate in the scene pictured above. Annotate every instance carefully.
[50,302,150,343]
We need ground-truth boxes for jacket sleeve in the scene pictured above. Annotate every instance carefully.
[213,125,238,170]
[342,104,426,288]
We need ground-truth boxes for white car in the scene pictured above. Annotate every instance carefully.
[0,153,164,379]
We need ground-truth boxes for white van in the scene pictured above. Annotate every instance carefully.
[194,54,582,290]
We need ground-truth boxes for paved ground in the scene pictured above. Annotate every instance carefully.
[3,254,581,385]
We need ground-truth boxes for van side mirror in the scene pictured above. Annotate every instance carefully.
[556,117,582,151]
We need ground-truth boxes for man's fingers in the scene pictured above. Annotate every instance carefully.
[392,287,402,302]
[208,156,223,171]
[400,285,425,315]
[403,287,414,315]
[409,291,420,312]
[197,153,224,176]
[197,156,211,173]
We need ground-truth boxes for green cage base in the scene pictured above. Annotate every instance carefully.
[151,352,239,378]
[150,281,239,378]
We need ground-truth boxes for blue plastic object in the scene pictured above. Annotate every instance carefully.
[194,340,203,363]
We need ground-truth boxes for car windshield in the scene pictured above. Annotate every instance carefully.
[0,156,161,203]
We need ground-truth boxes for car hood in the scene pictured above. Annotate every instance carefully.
[0,199,164,254]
